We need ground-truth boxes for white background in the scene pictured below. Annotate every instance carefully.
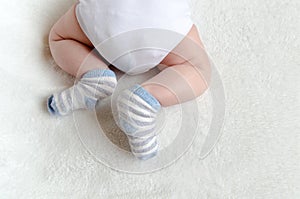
[0,0,299,198]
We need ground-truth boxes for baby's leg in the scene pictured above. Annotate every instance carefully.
[47,3,117,116]
[142,25,211,106]
[49,3,107,77]
[115,25,211,160]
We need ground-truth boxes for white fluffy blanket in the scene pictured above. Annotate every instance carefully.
[0,0,299,198]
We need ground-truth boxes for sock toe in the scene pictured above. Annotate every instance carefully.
[47,95,60,116]
[46,69,117,116]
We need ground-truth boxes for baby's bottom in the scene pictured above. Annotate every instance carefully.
[49,3,210,107]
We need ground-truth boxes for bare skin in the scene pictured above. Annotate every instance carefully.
[49,3,210,107]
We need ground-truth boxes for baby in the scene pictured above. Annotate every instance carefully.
[47,0,210,160]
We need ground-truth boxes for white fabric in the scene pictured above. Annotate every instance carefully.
[0,0,299,198]
[75,0,193,75]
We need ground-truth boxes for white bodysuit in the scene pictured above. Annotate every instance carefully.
[76,0,193,75]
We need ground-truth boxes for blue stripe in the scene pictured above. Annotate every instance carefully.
[79,82,112,97]
[130,84,161,111]
[81,79,117,89]
[118,99,155,117]
[119,118,138,135]
[82,69,116,78]
[131,140,158,153]
[117,108,155,126]
[136,150,158,160]
[128,135,156,147]
[58,93,67,112]
[65,89,72,108]
[84,97,97,109]
[133,128,156,138]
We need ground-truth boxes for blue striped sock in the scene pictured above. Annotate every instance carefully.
[116,84,161,160]
[47,69,117,116]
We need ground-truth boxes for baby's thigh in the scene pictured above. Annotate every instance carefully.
[49,2,93,47]
[160,24,204,68]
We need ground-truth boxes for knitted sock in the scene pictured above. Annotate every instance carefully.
[47,69,117,116]
[116,84,161,160]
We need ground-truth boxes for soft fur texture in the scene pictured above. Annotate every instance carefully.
[0,0,299,198]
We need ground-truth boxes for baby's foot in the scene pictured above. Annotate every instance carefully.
[47,69,117,116]
[116,84,161,160]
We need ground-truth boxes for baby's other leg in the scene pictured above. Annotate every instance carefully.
[47,3,118,116]
[142,25,211,107]
[118,26,210,159]
[115,25,211,160]
[49,3,107,77]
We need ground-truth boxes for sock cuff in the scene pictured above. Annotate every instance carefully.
[129,84,161,111]
[82,69,116,78]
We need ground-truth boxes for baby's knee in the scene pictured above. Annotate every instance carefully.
[48,25,62,45]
